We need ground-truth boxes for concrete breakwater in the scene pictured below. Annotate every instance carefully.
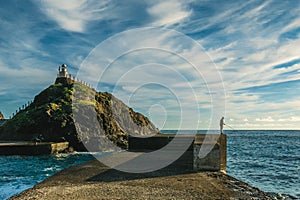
[129,134,226,172]
[0,141,69,155]
[10,156,272,199]
[9,134,274,199]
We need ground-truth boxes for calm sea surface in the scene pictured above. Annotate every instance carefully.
[0,130,299,199]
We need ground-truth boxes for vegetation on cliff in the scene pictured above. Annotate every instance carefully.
[0,78,158,151]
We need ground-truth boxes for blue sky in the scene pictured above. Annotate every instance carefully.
[0,0,300,130]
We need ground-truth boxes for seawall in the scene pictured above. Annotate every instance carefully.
[129,134,226,172]
[0,141,69,155]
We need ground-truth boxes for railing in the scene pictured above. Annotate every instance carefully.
[9,100,34,119]
[62,74,94,90]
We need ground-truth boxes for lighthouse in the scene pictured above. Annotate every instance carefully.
[57,64,68,78]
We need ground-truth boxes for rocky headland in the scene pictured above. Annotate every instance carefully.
[0,77,158,151]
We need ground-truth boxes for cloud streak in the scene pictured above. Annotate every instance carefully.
[36,0,112,33]
[147,0,193,26]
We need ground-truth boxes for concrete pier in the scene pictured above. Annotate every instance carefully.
[128,134,226,172]
[0,141,69,155]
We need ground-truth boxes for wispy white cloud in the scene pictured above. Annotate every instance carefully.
[36,0,112,33]
[37,0,194,33]
[278,117,300,122]
[255,116,275,122]
[147,0,193,26]
[195,0,300,129]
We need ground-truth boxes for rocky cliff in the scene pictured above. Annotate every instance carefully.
[0,78,159,151]
[0,111,3,120]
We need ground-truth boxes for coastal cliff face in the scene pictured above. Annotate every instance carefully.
[0,111,3,120]
[0,78,158,151]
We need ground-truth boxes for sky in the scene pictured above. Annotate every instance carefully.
[0,0,300,130]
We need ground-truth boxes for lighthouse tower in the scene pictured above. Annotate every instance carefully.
[57,64,68,78]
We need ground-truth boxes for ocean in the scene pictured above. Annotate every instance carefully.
[227,130,300,199]
[0,130,299,199]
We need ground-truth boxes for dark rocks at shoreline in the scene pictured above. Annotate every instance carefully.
[268,192,298,200]
[0,78,159,151]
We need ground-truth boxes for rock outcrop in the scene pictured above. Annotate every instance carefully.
[0,111,3,120]
[0,78,159,151]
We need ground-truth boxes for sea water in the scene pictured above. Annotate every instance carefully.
[0,153,96,199]
[0,130,299,199]
[226,130,300,199]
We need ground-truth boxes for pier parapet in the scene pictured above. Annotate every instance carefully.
[129,134,227,172]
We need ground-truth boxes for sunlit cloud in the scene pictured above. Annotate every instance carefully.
[147,0,193,26]
[36,0,112,33]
